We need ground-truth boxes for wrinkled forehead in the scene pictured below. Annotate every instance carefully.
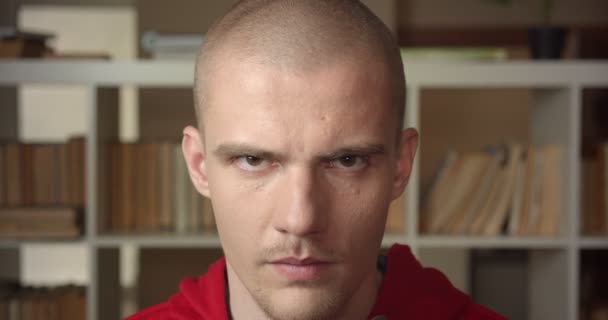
[205,51,393,112]
[202,47,394,108]
[199,55,398,153]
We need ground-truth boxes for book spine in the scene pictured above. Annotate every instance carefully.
[0,144,5,206]
[21,144,34,206]
[159,142,173,231]
[173,144,187,234]
[385,193,406,234]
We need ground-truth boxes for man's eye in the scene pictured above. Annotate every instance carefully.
[234,155,271,172]
[330,155,367,170]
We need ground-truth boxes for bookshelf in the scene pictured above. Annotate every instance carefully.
[1,60,607,320]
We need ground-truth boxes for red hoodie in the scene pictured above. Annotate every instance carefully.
[127,244,506,320]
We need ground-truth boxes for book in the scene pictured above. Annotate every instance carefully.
[158,142,173,231]
[0,283,85,320]
[516,146,536,236]
[525,147,544,235]
[507,146,529,235]
[173,144,188,234]
[0,28,53,58]
[67,137,86,208]
[120,143,134,232]
[133,143,148,232]
[57,144,71,206]
[0,207,82,240]
[0,139,86,215]
[420,150,458,233]
[429,153,484,233]
[440,151,496,234]
[604,144,608,234]
[0,145,5,206]
[32,145,56,205]
[537,145,563,236]
[108,143,122,232]
[449,149,502,234]
[385,192,406,234]
[5,144,21,206]
[420,143,566,237]
[482,144,524,236]
[145,142,160,231]
[5,143,23,206]
[468,145,509,234]
[21,144,34,206]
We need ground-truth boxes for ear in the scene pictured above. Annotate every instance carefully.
[392,127,419,200]
[182,125,211,197]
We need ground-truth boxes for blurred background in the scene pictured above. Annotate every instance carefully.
[0,0,607,319]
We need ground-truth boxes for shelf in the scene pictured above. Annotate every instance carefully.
[579,237,608,249]
[95,234,221,248]
[0,238,87,248]
[0,60,607,87]
[417,236,569,249]
[95,234,411,248]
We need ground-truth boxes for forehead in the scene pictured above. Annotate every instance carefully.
[201,56,396,153]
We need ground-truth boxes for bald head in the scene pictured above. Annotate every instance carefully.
[193,0,405,133]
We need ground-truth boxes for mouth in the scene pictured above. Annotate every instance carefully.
[269,257,332,282]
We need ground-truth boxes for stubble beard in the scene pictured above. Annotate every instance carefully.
[252,285,346,320]
[246,240,359,320]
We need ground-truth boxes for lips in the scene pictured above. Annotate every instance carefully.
[270,257,332,281]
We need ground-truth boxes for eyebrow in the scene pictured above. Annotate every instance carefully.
[317,144,388,161]
[213,143,285,161]
[213,142,387,162]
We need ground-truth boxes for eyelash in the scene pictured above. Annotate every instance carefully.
[229,154,371,172]
[231,155,272,172]
[327,155,369,170]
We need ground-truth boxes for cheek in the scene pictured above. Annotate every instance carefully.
[206,164,268,246]
[329,177,393,241]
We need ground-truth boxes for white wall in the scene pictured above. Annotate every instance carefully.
[21,245,89,285]
[18,5,138,143]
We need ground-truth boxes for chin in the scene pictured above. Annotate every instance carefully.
[257,286,344,320]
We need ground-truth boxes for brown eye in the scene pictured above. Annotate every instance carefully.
[338,156,358,167]
[330,155,367,170]
[245,156,264,166]
[235,155,271,172]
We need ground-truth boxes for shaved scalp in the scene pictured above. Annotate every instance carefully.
[193,0,406,134]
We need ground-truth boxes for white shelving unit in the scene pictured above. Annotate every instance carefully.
[1,60,608,320]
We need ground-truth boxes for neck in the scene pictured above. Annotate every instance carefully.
[226,262,383,320]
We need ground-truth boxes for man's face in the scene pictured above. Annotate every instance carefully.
[190,56,414,319]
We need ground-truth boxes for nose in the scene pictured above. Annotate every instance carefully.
[273,165,327,237]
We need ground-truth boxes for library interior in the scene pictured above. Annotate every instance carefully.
[0,0,607,319]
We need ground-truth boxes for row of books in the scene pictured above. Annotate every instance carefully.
[582,143,608,235]
[420,144,563,236]
[102,142,215,234]
[0,138,86,208]
[0,207,82,240]
[0,283,85,320]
